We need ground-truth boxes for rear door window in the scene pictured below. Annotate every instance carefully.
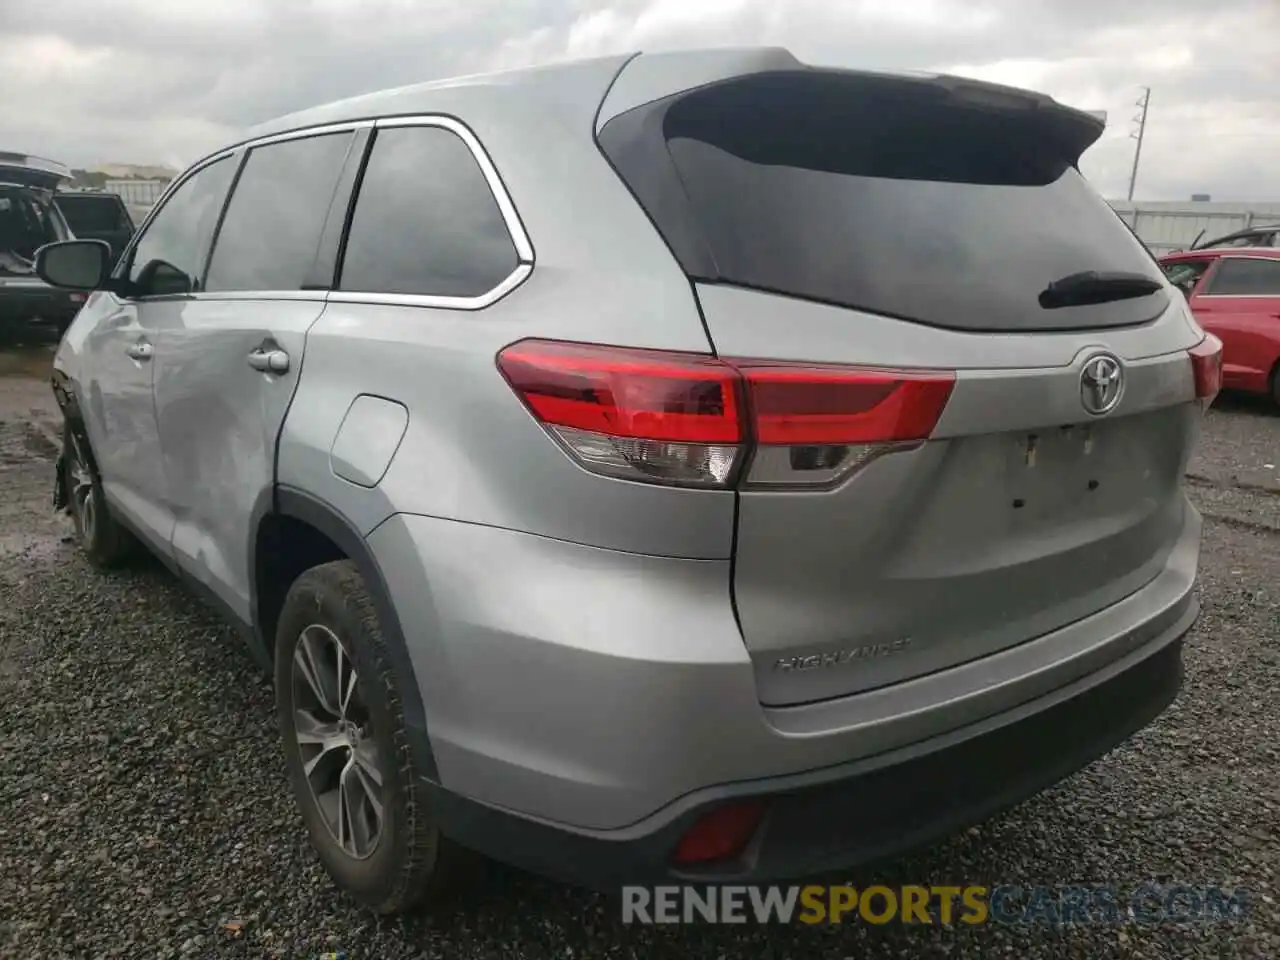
[600,70,1169,333]
[204,132,354,292]
[1202,257,1280,296]
[337,124,520,299]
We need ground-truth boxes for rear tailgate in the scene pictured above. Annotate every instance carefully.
[0,152,71,193]
[700,286,1201,704]
[599,60,1208,706]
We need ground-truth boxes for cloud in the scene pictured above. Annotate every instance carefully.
[2,0,1277,200]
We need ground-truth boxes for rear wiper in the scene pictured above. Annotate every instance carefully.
[1038,270,1163,309]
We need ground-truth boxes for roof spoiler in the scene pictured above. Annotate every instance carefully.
[600,51,1107,164]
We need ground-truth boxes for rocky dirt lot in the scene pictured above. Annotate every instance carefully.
[1,344,1277,959]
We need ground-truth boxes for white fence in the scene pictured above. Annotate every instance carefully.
[1108,200,1280,255]
[103,178,169,208]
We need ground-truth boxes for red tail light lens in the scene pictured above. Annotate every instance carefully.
[496,339,956,489]
[1188,334,1223,407]
[734,362,956,445]
[497,340,746,487]
[671,799,767,865]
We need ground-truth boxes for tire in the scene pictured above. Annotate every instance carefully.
[274,560,458,914]
[63,424,135,568]
[1270,363,1280,410]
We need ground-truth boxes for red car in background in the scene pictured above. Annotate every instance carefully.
[1159,247,1280,407]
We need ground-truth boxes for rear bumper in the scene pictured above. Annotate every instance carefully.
[0,284,84,326]
[372,499,1201,836]
[430,629,1188,889]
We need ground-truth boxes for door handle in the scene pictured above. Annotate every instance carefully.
[247,347,290,374]
[125,341,153,361]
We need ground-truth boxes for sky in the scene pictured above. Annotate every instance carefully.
[2,0,1277,202]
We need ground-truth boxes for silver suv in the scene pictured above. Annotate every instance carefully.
[37,48,1220,913]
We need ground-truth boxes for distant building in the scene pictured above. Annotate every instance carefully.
[88,162,178,181]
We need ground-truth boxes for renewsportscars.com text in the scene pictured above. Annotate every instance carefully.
[621,884,1250,925]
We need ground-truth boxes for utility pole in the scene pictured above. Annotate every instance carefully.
[1127,86,1150,201]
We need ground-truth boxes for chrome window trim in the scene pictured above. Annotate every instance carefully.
[327,115,535,310]
[244,120,375,150]
[191,290,330,303]
[327,261,533,310]
[123,114,534,311]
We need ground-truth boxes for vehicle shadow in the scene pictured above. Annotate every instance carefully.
[1212,390,1276,417]
[0,336,58,379]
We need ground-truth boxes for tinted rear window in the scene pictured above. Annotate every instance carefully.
[600,71,1168,333]
[205,132,353,292]
[338,125,520,298]
[56,196,127,232]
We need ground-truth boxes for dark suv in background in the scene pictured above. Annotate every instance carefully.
[0,152,88,338]
[54,192,136,265]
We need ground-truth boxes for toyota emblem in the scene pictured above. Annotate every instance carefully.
[1079,353,1124,416]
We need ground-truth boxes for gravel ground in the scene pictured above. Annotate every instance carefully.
[1,345,1278,959]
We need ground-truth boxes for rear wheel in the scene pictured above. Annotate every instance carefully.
[274,560,460,913]
[64,424,135,568]
[1270,362,1280,410]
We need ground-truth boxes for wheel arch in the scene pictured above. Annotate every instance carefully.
[252,486,440,783]
[51,368,93,456]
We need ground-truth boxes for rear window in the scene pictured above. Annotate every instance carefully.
[56,195,128,232]
[599,71,1169,333]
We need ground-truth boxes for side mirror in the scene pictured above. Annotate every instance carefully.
[34,239,111,291]
[133,258,194,297]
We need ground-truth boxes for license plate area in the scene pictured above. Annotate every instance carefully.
[1005,424,1108,523]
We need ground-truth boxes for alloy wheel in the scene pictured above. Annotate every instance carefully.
[291,624,386,859]
[67,435,96,544]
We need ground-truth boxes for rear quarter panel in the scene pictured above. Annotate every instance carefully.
[275,92,736,560]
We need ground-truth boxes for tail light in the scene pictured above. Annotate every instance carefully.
[496,339,955,489]
[671,799,768,865]
[1188,334,1223,409]
[496,340,745,487]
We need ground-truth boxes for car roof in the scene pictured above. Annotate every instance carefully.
[237,47,1099,157]
[243,51,637,145]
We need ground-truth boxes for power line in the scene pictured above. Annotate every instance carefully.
[1127,86,1151,202]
